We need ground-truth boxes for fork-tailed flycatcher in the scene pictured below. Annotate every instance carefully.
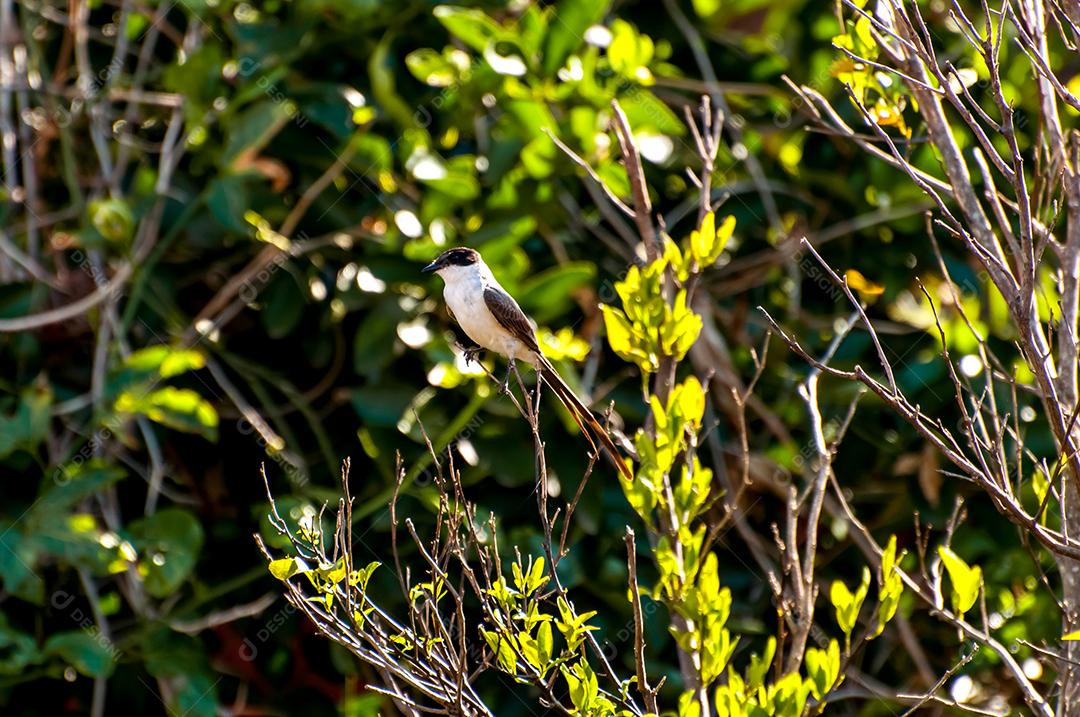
[422,247,633,482]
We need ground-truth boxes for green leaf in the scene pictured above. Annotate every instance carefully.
[32,464,125,527]
[678,692,701,717]
[517,629,540,668]
[881,535,898,578]
[831,567,870,637]
[481,629,518,674]
[875,535,904,636]
[145,631,219,717]
[701,619,738,684]
[674,376,706,429]
[690,211,715,266]
[106,347,208,405]
[207,174,253,233]
[555,598,599,652]
[124,346,206,379]
[938,546,982,616]
[171,672,219,717]
[771,672,812,716]
[115,386,218,441]
[0,387,51,459]
[714,673,748,717]
[543,0,612,77]
[745,637,775,690]
[433,6,501,53]
[563,663,585,710]
[617,88,686,136]
[293,81,356,139]
[369,36,420,128]
[349,134,393,176]
[854,16,875,53]
[562,659,600,713]
[804,639,840,700]
[350,384,415,428]
[674,456,712,521]
[0,530,44,604]
[691,0,720,19]
[520,135,557,178]
[526,556,549,595]
[601,305,633,356]
[130,509,205,598]
[607,19,654,82]
[221,99,290,164]
[260,273,307,339]
[45,631,116,678]
[518,262,596,323]
[537,621,553,668]
[512,561,527,594]
[88,199,135,244]
[1033,469,1052,525]
[601,304,654,373]
[405,48,460,87]
[661,290,703,359]
[0,612,38,673]
[350,561,380,589]
[324,558,348,587]
[161,44,223,122]
[689,212,736,267]
[421,155,480,200]
[269,558,300,580]
[621,440,659,522]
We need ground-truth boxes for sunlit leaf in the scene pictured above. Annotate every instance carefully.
[831,567,870,637]
[938,546,982,616]
[269,558,300,580]
[405,48,459,87]
[115,387,219,441]
[845,268,885,300]
[805,639,840,699]
[88,199,134,244]
[433,6,501,53]
[124,346,206,379]
[543,0,611,77]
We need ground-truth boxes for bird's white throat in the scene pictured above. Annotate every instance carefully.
[436,260,539,365]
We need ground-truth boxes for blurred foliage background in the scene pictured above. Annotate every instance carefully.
[0,0,1068,714]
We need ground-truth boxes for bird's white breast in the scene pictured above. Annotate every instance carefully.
[441,265,536,363]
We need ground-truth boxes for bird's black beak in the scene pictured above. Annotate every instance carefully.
[421,259,441,274]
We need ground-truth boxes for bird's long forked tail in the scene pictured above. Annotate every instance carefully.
[537,360,634,483]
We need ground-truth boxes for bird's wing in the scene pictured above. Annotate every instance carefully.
[483,286,633,482]
[483,286,542,355]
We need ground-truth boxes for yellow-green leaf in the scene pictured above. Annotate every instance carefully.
[115,386,219,440]
[805,639,840,700]
[938,546,982,616]
[831,567,870,636]
[688,212,735,267]
[269,558,298,580]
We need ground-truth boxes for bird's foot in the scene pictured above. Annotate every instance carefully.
[500,360,515,395]
[462,346,482,366]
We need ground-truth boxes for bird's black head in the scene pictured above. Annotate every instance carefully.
[421,247,481,273]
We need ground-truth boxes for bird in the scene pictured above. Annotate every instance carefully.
[422,246,633,482]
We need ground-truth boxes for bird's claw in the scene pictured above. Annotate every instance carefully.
[500,360,515,395]
[462,347,482,366]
